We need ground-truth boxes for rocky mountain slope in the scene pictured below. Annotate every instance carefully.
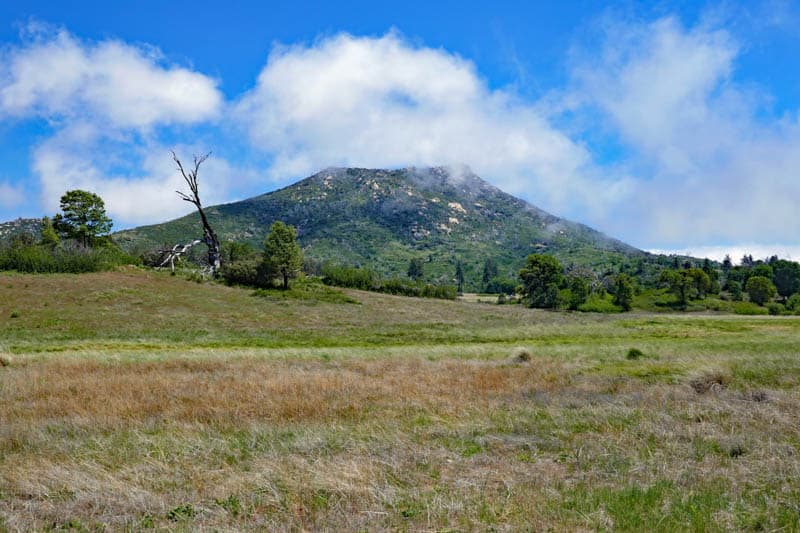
[114,167,649,289]
[0,218,42,242]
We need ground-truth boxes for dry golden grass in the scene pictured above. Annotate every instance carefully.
[2,354,800,531]
[2,357,567,428]
[2,271,800,530]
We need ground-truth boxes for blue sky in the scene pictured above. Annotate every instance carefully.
[1,0,799,260]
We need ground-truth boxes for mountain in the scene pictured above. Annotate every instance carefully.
[0,218,42,242]
[114,166,650,290]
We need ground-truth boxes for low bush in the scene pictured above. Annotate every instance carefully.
[626,348,645,360]
[767,302,785,316]
[0,244,135,273]
[731,301,769,315]
[577,293,621,313]
[220,259,270,288]
[321,264,378,291]
[785,293,800,313]
[321,264,456,300]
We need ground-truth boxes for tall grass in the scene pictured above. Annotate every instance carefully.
[0,244,135,273]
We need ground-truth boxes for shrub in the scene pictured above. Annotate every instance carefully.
[577,293,621,313]
[220,259,270,287]
[321,264,378,291]
[509,347,531,363]
[767,302,785,316]
[732,301,768,315]
[0,244,134,273]
[727,280,743,301]
[626,348,645,360]
[320,264,456,300]
[786,293,800,313]
[484,276,517,295]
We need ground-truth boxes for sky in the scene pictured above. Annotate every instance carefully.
[0,0,799,261]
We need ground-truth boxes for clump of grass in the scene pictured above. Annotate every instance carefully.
[742,389,769,402]
[252,281,359,305]
[626,348,645,360]
[215,494,242,517]
[167,504,195,521]
[509,346,531,363]
[689,369,732,394]
[9,310,20,318]
[0,353,10,367]
[727,440,747,458]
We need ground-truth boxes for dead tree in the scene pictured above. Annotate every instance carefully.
[172,151,221,276]
[158,239,202,272]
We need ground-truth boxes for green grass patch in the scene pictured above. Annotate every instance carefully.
[577,292,621,313]
[251,278,359,305]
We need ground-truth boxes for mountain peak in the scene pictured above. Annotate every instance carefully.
[115,166,641,290]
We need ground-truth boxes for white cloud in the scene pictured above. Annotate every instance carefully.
[33,126,249,225]
[0,25,222,129]
[0,24,229,226]
[572,16,800,248]
[3,19,799,255]
[234,32,628,216]
[0,181,25,209]
[649,244,800,264]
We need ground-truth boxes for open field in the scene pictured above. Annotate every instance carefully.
[2,269,800,530]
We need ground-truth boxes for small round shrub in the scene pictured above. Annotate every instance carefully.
[767,302,784,316]
[626,348,645,360]
[509,347,531,363]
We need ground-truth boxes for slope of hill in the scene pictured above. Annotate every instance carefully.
[0,218,41,242]
[115,167,648,289]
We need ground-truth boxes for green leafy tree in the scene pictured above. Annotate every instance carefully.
[482,258,498,288]
[53,190,113,247]
[455,260,465,293]
[565,275,590,311]
[519,254,563,309]
[727,280,743,301]
[222,241,257,263]
[786,293,800,312]
[39,216,60,249]
[722,254,732,274]
[612,273,635,311]
[750,264,773,281]
[485,277,517,295]
[772,260,800,302]
[262,221,303,289]
[659,268,710,307]
[408,258,424,281]
[745,275,777,306]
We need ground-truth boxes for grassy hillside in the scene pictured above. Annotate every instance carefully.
[114,167,655,289]
[1,270,800,530]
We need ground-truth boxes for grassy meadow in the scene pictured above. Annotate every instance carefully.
[1,268,800,531]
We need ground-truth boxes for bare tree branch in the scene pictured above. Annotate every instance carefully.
[157,239,202,272]
[171,150,221,276]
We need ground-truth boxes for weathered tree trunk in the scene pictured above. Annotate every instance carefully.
[158,239,202,272]
[172,151,221,277]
